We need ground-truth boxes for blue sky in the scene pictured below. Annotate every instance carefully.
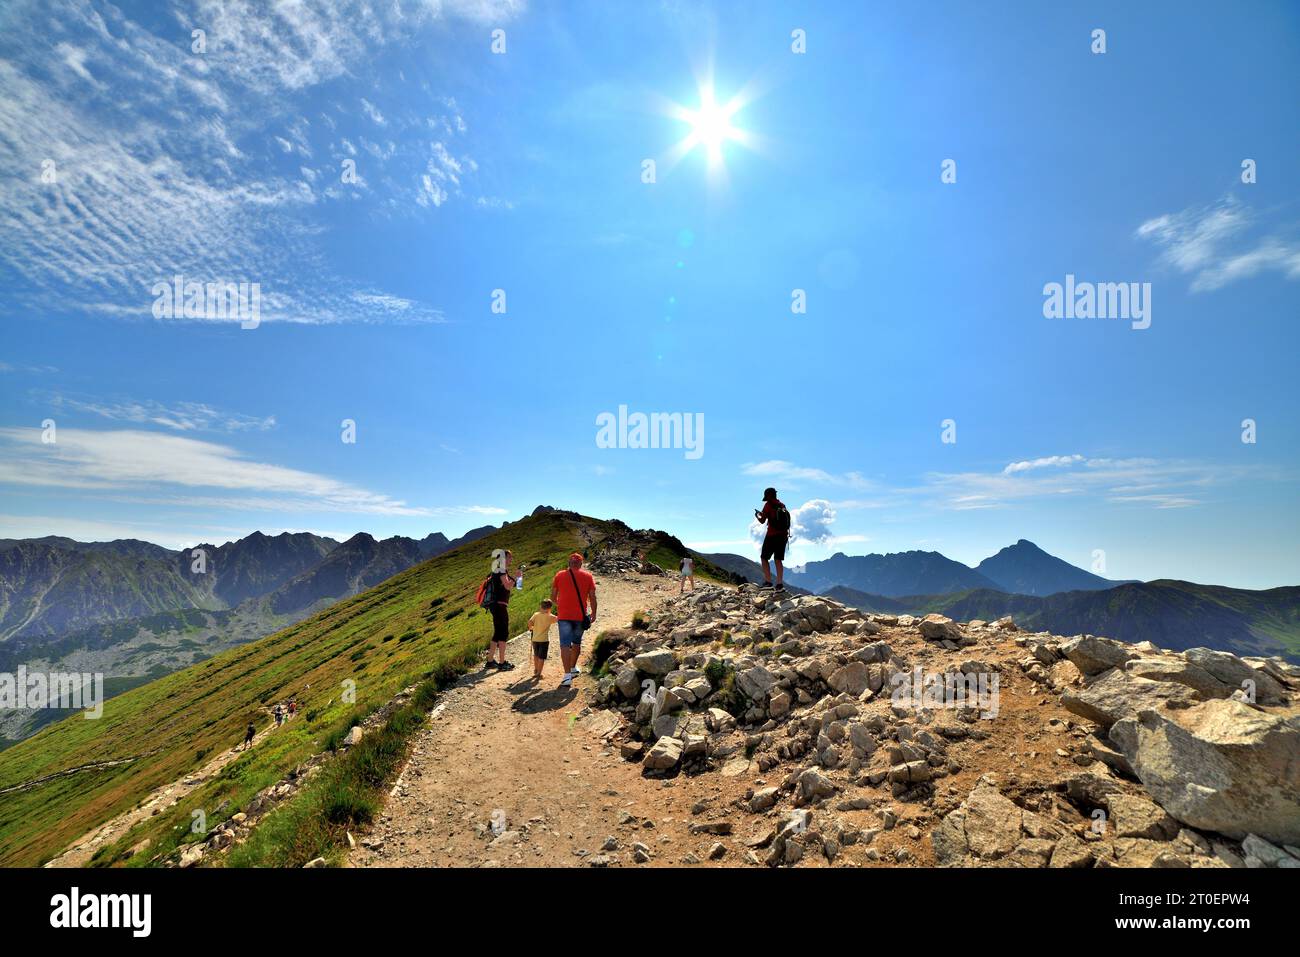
[0,0,1297,588]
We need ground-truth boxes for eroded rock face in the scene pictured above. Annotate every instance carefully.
[1061,669,1200,728]
[1109,700,1300,845]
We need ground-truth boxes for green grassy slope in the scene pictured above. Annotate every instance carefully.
[0,511,604,867]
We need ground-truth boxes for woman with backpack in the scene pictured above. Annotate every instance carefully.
[480,548,520,671]
[755,487,791,591]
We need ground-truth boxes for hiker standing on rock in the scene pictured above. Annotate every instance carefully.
[551,552,597,687]
[483,548,520,671]
[679,554,695,593]
[755,487,790,591]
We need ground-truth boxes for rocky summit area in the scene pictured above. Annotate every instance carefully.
[585,580,1300,868]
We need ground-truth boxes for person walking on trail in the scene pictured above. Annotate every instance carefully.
[551,552,597,687]
[481,548,520,671]
[679,554,695,593]
[527,598,559,680]
[273,703,284,727]
[242,721,256,751]
[755,487,791,591]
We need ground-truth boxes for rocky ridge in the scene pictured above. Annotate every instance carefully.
[584,581,1300,868]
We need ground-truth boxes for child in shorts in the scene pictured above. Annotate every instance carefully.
[527,599,559,680]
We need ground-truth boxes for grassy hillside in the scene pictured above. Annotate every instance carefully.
[0,511,603,867]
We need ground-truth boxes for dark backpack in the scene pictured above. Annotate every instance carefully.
[770,502,792,535]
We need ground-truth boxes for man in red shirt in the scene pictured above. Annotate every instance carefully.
[754,487,790,591]
[550,552,598,687]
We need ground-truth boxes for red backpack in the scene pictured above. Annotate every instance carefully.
[476,574,502,608]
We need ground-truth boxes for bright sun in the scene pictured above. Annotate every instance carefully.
[687,87,738,156]
[665,80,751,172]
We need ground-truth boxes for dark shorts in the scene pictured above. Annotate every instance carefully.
[532,641,549,660]
[490,603,510,643]
[761,534,788,563]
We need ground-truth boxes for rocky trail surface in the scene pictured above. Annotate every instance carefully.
[47,714,283,867]
[349,573,747,868]
[353,569,1300,868]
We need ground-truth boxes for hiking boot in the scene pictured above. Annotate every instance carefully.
[774,583,786,591]
[759,582,774,590]
[498,661,515,671]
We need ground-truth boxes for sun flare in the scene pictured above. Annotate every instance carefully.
[665,80,752,172]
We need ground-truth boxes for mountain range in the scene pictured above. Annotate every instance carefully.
[0,523,497,744]
[707,538,1298,663]
[778,539,1128,597]
[1,521,1295,748]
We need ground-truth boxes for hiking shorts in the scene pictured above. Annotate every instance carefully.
[557,619,585,649]
[490,603,510,643]
[761,534,788,563]
[532,641,550,660]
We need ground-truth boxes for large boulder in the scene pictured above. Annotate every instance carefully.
[632,648,677,677]
[1061,669,1199,728]
[1105,793,1179,840]
[736,665,777,701]
[643,736,684,771]
[614,666,641,700]
[1183,647,1287,705]
[1123,656,1227,699]
[918,614,962,643]
[930,781,1023,865]
[1060,635,1139,676]
[1109,699,1300,845]
[827,661,870,697]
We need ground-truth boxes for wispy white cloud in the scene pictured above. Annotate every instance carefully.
[360,98,387,126]
[0,426,471,517]
[0,361,59,374]
[741,460,871,489]
[0,0,524,325]
[1136,196,1300,292]
[919,457,1266,511]
[41,394,276,433]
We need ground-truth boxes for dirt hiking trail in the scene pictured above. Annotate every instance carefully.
[349,572,750,868]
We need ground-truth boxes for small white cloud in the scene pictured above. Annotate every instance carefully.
[360,98,387,126]
[1136,196,1300,292]
[1003,454,1084,475]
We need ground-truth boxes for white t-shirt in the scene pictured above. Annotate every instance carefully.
[680,557,694,575]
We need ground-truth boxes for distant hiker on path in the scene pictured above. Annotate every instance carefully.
[242,721,256,751]
[527,599,559,680]
[273,704,284,727]
[481,548,520,671]
[551,552,597,687]
[755,487,790,591]
[679,555,695,593]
